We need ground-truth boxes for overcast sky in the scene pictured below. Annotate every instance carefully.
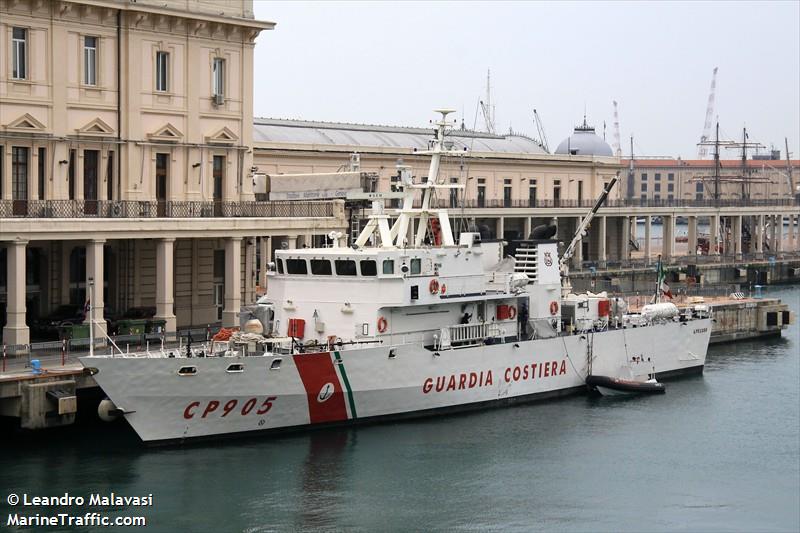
[252,1,800,160]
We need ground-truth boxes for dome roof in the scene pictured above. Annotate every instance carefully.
[554,118,614,157]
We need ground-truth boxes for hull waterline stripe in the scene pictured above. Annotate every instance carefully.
[334,351,358,419]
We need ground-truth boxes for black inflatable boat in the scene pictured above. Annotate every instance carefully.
[585,375,666,396]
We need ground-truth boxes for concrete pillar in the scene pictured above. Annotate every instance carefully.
[710,215,720,255]
[787,214,795,251]
[258,236,271,289]
[573,216,583,268]
[2,240,30,350]
[621,216,631,260]
[244,238,256,304]
[756,214,764,253]
[662,215,674,260]
[523,217,532,240]
[775,215,783,252]
[223,237,242,328]
[286,235,298,250]
[644,215,652,263]
[85,239,107,334]
[731,216,741,256]
[688,216,698,256]
[496,217,505,241]
[155,238,176,333]
[60,242,72,305]
[598,216,607,262]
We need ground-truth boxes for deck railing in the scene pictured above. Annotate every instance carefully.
[0,200,336,219]
[413,198,799,209]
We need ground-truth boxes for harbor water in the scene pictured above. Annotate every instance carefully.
[1,286,798,532]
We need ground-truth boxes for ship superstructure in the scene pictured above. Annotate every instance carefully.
[82,111,712,444]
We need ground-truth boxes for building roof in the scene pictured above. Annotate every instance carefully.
[621,159,800,169]
[554,118,614,157]
[253,117,548,155]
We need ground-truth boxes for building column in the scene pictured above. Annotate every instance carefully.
[756,214,764,253]
[286,235,298,250]
[573,216,583,268]
[769,215,777,252]
[523,217,532,240]
[496,217,505,241]
[621,216,631,260]
[644,215,652,263]
[3,240,29,350]
[60,242,72,305]
[244,238,256,304]
[787,214,795,251]
[223,237,242,328]
[732,215,742,257]
[662,215,674,260]
[774,215,783,252]
[0,145,11,200]
[85,239,107,335]
[258,236,271,289]
[688,216,698,256]
[710,215,720,255]
[598,216,607,262]
[155,238,176,333]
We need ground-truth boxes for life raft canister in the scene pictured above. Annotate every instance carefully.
[440,283,447,295]
[549,301,559,315]
[429,279,440,294]
[377,316,388,333]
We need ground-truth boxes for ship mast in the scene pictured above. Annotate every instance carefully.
[353,109,464,249]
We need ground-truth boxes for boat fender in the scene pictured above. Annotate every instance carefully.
[508,305,517,319]
[440,283,447,295]
[549,301,559,315]
[377,316,388,333]
[429,279,440,294]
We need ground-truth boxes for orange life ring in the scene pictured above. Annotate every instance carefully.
[429,279,440,294]
[508,305,517,319]
[440,283,447,295]
[377,316,388,333]
[549,301,559,315]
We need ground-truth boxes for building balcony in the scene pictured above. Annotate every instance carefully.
[0,199,335,219]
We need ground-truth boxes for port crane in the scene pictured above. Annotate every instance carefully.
[532,108,550,153]
[697,67,719,159]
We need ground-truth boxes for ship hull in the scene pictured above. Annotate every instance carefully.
[82,318,711,444]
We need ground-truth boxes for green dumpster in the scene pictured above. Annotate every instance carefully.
[59,323,90,340]
[117,319,148,335]
[146,319,167,334]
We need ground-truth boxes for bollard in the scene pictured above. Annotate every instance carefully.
[206,324,211,341]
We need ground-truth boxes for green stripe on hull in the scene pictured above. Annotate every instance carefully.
[333,351,358,419]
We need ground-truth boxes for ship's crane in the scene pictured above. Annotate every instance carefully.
[532,108,550,153]
[698,67,719,158]
[612,101,622,157]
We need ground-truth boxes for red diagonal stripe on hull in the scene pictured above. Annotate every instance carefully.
[293,352,348,424]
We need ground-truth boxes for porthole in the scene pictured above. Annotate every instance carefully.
[270,358,282,370]
[177,366,197,376]
[226,363,245,373]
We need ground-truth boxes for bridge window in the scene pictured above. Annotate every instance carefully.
[335,259,357,276]
[383,259,395,274]
[311,259,332,275]
[410,258,421,275]
[276,259,284,274]
[360,260,377,276]
[286,259,308,275]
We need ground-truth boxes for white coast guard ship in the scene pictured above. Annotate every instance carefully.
[82,111,711,444]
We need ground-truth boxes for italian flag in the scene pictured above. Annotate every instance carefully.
[656,256,673,300]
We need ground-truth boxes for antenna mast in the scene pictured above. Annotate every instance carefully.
[479,69,496,134]
[612,101,622,157]
[698,67,718,158]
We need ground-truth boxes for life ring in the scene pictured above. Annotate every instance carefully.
[508,305,517,319]
[549,301,559,315]
[377,316,388,334]
[429,279,440,294]
[440,283,447,295]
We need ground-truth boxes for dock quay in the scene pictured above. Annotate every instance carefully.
[0,292,794,434]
